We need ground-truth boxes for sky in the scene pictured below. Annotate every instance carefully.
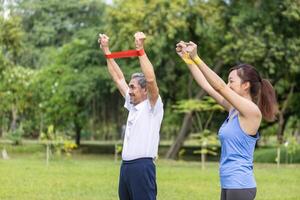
[105,0,113,5]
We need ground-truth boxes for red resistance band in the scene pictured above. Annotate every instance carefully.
[105,49,145,59]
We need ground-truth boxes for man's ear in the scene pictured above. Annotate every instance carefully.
[142,87,147,95]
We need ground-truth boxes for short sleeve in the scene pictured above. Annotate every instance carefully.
[124,90,132,111]
[150,95,164,115]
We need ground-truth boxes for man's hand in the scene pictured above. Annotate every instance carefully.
[134,32,146,50]
[98,33,110,54]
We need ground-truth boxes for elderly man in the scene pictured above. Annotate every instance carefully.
[98,32,164,200]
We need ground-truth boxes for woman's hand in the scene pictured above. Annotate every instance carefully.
[176,41,187,58]
[185,41,198,59]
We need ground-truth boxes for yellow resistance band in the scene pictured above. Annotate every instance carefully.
[182,53,194,65]
[193,56,203,65]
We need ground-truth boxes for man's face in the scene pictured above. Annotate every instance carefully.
[128,78,147,105]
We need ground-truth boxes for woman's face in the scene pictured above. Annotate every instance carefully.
[227,69,245,96]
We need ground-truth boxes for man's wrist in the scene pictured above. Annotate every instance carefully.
[137,49,145,56]
[103,49,111,54]
[136,45,144,50]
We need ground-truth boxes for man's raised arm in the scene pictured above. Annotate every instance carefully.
[98,34,128,97]
[134,32,159,107]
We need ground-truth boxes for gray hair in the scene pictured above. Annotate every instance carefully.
[131,72,146,88]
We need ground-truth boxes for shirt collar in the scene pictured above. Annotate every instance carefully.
[133,99,148,111]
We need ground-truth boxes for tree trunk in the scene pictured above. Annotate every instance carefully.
[39,113,44,135]
[201,150,206,170]
[0,117,3,137]
[165,111,194,159]
[75,121,81,146]
[276,111,288,168]
[276,111,287,145]
[275,84,294,167]
[294,120,300,143]
[10,104,18,132]
[165,62,222,159]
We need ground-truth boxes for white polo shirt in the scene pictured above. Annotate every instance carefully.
[122,91,164,161]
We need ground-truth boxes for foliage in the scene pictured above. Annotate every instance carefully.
[0,16,24,65]
[40,125,77,162]
[192,129,220,169]
[255,147,300,164]
[114,141,122,162]
[6,125,24,145]
[103,0,227,103]
[193,129,220,156]
[173,96,224,132]
[283,134,300,163]
[0,66,35,112]
[160,107,181,140]
[0,0,299,148]
[173,97,224,113]
[174,97,222,168]
[63,141,78,156]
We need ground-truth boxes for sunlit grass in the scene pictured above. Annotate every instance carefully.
[0,154,299,200]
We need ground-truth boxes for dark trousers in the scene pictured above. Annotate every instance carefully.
[119,158,157,200]
[221,188,256,200]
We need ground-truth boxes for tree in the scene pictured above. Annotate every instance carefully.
[170,97,224,161]
[0,0,298,152]
[10,0,106,68]
[0,15,35,137]
[6,0,111,144]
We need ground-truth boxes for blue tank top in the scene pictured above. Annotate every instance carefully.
[218,109,259,189]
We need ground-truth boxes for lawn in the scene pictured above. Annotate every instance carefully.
[0,154,299,200]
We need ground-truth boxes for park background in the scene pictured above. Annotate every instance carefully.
[0,0,299,199]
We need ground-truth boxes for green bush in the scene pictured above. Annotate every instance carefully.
[0,143,44,154]
[6,126,24,145]
[254,147,300,163]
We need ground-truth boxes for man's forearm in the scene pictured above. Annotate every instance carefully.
[102,46,125,81]
[106,58,125,81]
[138,54,156,82]
[138,52,159,105]
[106,58,127,97]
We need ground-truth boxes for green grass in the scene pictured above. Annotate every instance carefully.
[0,154,299,200]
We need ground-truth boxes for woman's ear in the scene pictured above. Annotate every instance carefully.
[242,81,250,91]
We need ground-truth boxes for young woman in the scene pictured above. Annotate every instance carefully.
[176,41,277,200]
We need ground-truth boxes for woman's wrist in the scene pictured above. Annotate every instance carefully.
[191,55,203,65]
[182,53,194,65]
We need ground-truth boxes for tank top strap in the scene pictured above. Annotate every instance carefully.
[228,108,237,117]
[227,108,239,123]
